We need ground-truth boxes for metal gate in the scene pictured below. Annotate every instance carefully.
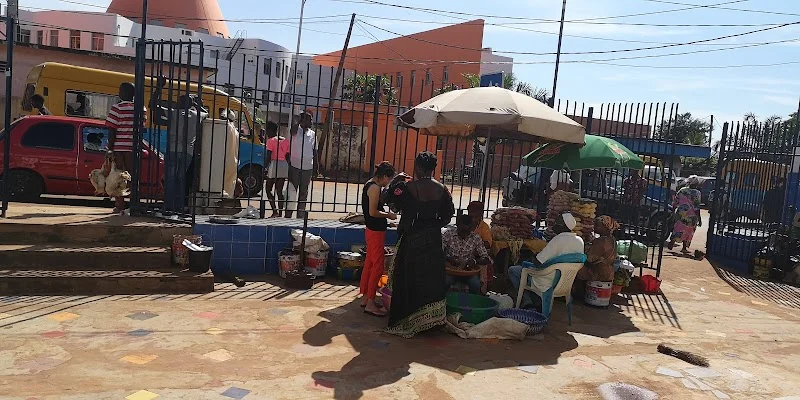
[707,116,800,272]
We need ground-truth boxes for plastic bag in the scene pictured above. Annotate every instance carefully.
[488,293,514,310]
[291,229,330,253]
[617,240,648,264]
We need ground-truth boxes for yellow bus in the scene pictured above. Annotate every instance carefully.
[20,62,258,144]
[719,158,788,220]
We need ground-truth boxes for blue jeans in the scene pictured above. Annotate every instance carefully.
[508,265,542,310]
[445,274,482,294]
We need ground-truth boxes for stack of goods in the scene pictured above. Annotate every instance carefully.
[546,190,579,236]
[491,207,537,239]
[570,198,597,240]
[490,226,512,242]
[336,251,363,280]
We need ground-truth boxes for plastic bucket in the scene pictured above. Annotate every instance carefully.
[187,249,213,273]
[172,234,202,266]
[585,281,613,308]
[336,266,361,280]
[279,252,301,279]
[304,251,329,277]
[378,287,392,311]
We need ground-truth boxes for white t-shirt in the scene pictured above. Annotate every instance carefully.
[536,232,585,264]
[550,170,573,190]
[289,126,317,171]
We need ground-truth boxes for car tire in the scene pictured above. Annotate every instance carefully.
[238,165,263,198]
[647,211,673,244]
[3,170,44,201]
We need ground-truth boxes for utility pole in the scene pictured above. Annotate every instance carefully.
[549,0,567,109]
[287,0,308,135]
[2,0,18,218]
[318,13,356,168]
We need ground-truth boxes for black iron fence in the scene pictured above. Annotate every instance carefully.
[707,117,800,278]
[125,41,698,275]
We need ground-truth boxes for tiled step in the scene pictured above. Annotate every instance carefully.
[0,269,214,295]
[0,244,172,269]
[0,221,192,247]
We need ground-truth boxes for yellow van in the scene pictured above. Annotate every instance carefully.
[20,62,258,144]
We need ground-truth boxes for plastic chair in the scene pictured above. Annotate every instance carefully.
[515,262,584,325]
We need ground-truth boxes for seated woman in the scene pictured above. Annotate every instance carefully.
[575,216,619,295]
[442,215,491,294]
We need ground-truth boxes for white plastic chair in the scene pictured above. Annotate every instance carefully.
[515,262,584,325]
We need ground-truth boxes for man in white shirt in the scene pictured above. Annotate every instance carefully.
[508,212,585,309]
[286,111,317,219]
[550,168,573,191]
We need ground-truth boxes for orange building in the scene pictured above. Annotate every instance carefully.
[314,20,486,106]
[313,20,490,176]
[107,0,230,38]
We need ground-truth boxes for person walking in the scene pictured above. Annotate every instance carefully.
[360,162,397,317]
[668,175,703,254]
[263,121,289,217]
[285,111,317,219]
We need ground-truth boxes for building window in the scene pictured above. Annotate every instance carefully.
[425,69,431,86]
[396,73,403,87]
[275,62,281,78]
[181,29,193,37]
[198,27,209,34]
[91,33,104,51]
[174,23,188,29]
[70,30,81,49]
[36,31,44,45]
[209,49,219,59]
[273,92,280,106]
[263,59,271,75]
[16,26,31,44]
[295,71,304,85]
[443,67,449,83]
[50,30,59,46]
[410,70,416,88]
[150,19,163,26]
[284,65,289,80]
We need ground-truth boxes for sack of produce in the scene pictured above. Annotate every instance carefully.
[617,240,648,264]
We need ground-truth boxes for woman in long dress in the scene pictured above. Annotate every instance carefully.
[668,176,702,254]
[384,151,455,338]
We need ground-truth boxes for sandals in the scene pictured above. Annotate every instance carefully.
[364,309,387,317]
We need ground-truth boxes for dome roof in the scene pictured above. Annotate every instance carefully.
[107,0,230,38]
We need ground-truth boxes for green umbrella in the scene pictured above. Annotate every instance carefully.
[522,134,644,171]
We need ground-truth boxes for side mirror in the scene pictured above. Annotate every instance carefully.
[141,149,150,159]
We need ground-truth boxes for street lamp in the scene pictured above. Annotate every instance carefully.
[287,0,308,133]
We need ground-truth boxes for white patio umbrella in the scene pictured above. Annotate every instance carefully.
[397,86,587,199]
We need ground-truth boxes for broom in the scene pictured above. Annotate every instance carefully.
[657,344,709,367]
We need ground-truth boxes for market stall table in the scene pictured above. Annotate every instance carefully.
[491,238,547,276]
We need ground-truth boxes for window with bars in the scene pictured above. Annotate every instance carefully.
[16,26,31,44]
[263,59,271,75]
[50,30,59,47]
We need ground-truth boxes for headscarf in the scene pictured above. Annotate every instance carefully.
[561,212,577,231]
[598,215,620,232]
[686,175,700,187]
[467,201,484,214]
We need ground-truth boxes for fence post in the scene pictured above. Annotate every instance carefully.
[586,107,594,135]
[707,122,729,254]
[369,74,381,170]
[1,12,15,218]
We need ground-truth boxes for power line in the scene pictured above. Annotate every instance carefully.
[640,0,800,18]
[357,18,800,56]
[14,20,800,70]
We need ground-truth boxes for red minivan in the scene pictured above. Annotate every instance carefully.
[0,115,164,200]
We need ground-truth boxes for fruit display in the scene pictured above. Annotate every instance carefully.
[546,190,579,236]
[571,198,597,240]
[491,207,537,239]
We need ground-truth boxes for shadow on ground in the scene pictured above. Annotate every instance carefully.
[710,259,800,309]
[302,296,640,399]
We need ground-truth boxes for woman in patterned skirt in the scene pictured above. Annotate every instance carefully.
[383,152,455,338]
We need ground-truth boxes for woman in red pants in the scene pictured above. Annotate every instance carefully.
[360,162,397,316]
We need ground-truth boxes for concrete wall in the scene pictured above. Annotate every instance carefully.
[479,48,514,77]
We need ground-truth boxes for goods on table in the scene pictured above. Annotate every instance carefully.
[570,198,597,240]
[490,226,512,241]
[546,190,579,236]
[491,207,537,239]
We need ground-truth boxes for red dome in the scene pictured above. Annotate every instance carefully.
[107,0,230,38]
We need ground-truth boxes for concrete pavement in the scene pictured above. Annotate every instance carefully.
[0,251,799,399]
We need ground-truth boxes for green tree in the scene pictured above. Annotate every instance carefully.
[433,83,463,96]
[657,112,710,144]
[342,74,398,105]
[461,72,549,103]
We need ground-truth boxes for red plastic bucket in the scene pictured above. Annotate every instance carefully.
[279,252,300,279]
[172,235,202,266]
[304,251,328,277]
[585,281,613,307]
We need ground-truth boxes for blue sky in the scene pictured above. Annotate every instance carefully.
[25,0,800,139]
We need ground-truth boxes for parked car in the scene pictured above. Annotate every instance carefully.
[0,115,164,200]
[699,177,715,206]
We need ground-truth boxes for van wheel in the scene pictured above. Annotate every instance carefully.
[647,211,672,244]
[238,165,263,197]
[3,170,44,201]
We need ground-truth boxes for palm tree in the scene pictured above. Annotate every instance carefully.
[461,72,549,103]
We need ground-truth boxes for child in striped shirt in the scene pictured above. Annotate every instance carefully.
[105,82,146,213]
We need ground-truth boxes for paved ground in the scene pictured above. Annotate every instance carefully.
[0,250,799,399]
